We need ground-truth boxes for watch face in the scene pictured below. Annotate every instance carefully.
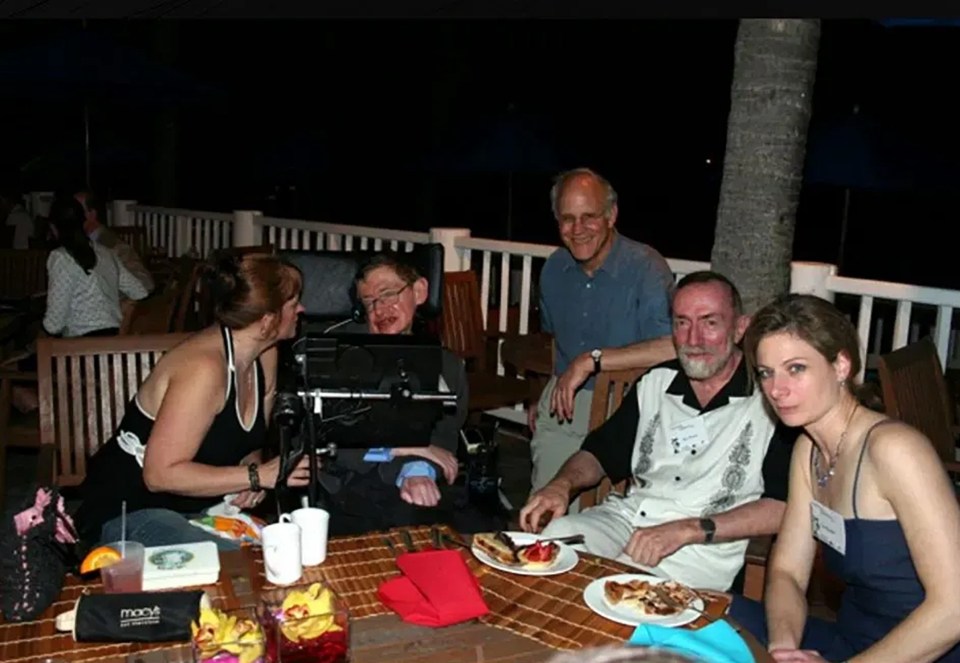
[591,349,601,359]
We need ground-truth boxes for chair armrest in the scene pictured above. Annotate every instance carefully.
[500,332,554,376]
[0,368,38,382]
[745,534,774,566]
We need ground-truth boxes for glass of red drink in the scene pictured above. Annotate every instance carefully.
[100,541,145,593]
[257,583,351,663]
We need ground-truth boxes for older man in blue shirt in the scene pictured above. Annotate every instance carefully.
[530,168,676,512]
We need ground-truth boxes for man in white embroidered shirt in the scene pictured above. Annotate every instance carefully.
[519,271,794,592]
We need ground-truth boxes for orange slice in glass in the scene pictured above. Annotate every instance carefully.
[80,545,122,574]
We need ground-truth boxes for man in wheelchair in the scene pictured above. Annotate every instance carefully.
[280,248,503,536]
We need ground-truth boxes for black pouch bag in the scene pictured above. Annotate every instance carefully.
[71,590,205,642]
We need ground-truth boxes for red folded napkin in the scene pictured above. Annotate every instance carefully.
[377,549,489,626]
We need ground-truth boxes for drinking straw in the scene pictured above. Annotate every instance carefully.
[120,500,127,557]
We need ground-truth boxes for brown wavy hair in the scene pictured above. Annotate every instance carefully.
[204,250,302,332]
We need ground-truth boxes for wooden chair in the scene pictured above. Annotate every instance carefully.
[120,288,182,335]
[439,270,537,412]
[0,366,40,512]
[171,258,204,332]
[878,336,960,474]
[36,333,190,487]
[112,226,149,260]
[0,248,48,302]
[579,368,647,509]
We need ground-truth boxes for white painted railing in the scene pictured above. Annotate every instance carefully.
[24,191,54,220]
[121,202,234,258]
[257,215,431,253]
[827,273,960,377]
[108,200,960,376]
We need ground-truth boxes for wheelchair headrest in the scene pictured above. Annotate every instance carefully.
[279,243,444,323]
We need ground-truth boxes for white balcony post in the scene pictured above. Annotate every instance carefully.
[233,210,262,248]
[790,262,837,301]
[29,191,54,219]
[110,199,137,227]
[429,227,471,271]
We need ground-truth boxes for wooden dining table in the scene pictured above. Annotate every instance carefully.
[0,525,774,663]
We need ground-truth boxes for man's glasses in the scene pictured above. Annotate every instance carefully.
[360,283,411,312]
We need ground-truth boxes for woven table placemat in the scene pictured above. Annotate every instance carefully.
[0,568,229,663]
[255,524,731,652]
[2,525,731,661]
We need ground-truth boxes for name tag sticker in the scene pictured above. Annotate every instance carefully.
[667,416,709,453]
[811,500,846,555]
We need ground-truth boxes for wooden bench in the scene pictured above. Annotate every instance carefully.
[35,333,190,486]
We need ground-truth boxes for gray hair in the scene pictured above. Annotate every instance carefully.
[543,645,697,663]
[549,167,619,219]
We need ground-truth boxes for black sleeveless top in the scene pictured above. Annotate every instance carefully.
[75,326,266,542]
[814,420,960,661]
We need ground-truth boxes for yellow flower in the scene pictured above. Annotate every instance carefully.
[191,607,265,663]
[279,583,343,642]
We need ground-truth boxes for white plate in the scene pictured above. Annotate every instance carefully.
[583,573,705,628]
[470,531,579,576]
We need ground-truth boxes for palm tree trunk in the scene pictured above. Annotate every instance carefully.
[711,19,821,313]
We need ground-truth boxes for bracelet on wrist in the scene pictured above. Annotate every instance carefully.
[248,462,261,491]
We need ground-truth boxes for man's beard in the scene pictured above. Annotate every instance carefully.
[677,343,734,380]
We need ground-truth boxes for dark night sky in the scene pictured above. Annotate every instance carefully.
[2,19,960,289]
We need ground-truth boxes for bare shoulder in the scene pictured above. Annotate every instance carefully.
[141,332,227,407]
[865,419,942,474]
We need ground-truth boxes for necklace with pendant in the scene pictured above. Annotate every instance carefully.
[814,402,859,488]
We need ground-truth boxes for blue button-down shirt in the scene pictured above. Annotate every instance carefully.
[539,233,674,389]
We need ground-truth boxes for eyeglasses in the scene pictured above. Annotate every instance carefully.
[360,283,411,312]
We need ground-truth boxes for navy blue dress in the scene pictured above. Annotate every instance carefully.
[730,421,960,662]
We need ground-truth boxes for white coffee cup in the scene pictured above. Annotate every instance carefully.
[291,506,330,566]
[262,514,302,585]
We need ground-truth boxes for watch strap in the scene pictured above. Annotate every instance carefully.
[248,462,262,491]
[699,517,716,543]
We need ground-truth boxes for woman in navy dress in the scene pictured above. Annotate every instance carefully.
[731,294,960,663]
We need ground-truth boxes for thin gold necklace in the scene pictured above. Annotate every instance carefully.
[814,401,859,488]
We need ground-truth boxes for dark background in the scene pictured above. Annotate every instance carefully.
[1,19,959,288]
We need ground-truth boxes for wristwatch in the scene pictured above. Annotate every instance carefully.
[590,348,603,374]
[699,517,716,543]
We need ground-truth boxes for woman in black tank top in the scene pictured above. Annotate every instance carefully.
[75,251,312,550]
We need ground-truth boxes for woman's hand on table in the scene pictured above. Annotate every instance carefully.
[769,648,830,662]
[230,489,266,509]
